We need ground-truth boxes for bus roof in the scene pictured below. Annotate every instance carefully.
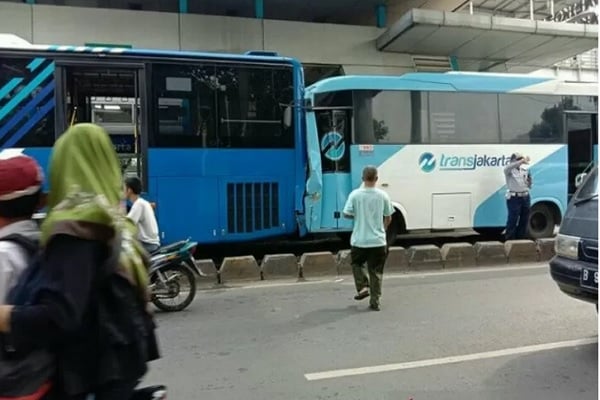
[306,72,598,97]
[0,40,300,66]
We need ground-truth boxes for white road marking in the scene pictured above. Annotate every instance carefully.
[304,337,598,381]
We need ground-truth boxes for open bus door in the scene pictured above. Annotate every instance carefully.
[566,112,598,201]
[304,105,352,232]
[55,63,148,185]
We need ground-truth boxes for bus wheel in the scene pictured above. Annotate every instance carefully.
[528,203,556,239]
[386,212,405,247]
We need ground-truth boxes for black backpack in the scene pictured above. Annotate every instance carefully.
[0,233,55,398]
[4,234,44,305]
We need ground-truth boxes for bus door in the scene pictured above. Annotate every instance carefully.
[55,64,147,183]
[566,112,598,199]
[314,108,352,229]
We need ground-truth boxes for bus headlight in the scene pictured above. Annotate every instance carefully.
[554,234,580,260]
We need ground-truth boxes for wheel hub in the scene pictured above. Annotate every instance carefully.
[530,211,548,232]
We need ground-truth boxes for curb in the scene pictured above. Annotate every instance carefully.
[199,239,554,286]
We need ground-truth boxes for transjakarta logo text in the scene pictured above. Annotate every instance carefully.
[418,153,512,172]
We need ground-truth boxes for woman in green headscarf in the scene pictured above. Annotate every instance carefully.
[0,123,159,400]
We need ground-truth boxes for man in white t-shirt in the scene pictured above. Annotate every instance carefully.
[343,165,394,311]
[125,176,161,253]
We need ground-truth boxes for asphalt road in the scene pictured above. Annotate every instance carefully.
[143,264,598,400]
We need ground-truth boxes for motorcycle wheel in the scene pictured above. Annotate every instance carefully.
[151,264,196,312]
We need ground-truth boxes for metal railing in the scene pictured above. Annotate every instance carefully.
[555,48,599,70]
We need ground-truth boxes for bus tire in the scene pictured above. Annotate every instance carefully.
[528,203,557,239]
[386,211,405,247]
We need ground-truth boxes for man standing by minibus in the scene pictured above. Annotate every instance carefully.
[504,152,532,240]
[343,165,394,311]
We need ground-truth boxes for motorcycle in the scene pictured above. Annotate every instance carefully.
[131,385,167,400]
[148,239,202,312]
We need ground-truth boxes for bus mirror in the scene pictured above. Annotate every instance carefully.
[283,106,292,128]
[575,172,587,188]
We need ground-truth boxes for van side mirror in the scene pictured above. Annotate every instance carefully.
[575,172,587,188]
[283,106,292,128]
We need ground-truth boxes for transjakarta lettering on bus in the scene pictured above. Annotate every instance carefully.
[419,153,510,172]
[438,154,512,171]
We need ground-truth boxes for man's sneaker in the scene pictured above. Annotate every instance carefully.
[369,303,380,311]
[354,288,370,300]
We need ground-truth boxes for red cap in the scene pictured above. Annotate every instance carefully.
[0,153,43,201]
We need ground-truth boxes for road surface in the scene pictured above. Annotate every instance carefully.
[144,264,598,400]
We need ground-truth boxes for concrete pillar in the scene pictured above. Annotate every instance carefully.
[179,0,188,13]
[255,0,264,19]
[376,4,387,28]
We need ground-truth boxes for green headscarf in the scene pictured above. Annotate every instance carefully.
[41,123,149,292]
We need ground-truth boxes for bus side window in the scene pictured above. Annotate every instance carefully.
[352,90,427,145]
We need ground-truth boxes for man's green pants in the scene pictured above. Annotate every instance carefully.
[350,246,387,307]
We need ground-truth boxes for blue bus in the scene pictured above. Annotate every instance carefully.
[303,73,598,240]
[1,37,597,244]
[0,38,305,245]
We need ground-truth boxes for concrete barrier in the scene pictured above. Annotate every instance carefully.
[474,241,507,266]
[407,245,443,270]
[219,256,261,283]
[195,258,219,287]
[336,249,352,275]
[537,238,556,261]
[299,252,337,278]
[187,236,549,288]
[196,259,218,276]
[441,243,476,269]
[261,254,299,279]
[505,240,539,263]
[385,247,408,272]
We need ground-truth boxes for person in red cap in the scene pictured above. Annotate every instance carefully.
[0,153,44,304]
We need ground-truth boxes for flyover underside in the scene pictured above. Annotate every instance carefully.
[377,9,598,72]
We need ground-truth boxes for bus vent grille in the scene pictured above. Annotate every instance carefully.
[226,182,279,234]
[412,55,453,72]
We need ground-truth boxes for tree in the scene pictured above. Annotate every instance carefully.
[527,97,579,141]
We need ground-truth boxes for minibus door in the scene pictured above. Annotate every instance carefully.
[315,108,352,230]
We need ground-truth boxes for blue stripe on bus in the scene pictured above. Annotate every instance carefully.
[4,98,55,148]
[26,58,45,72]
[0,78,23,100]
[0,62,55,122]
[0,81,54,142]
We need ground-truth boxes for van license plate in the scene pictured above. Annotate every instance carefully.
[580,268,598,291]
